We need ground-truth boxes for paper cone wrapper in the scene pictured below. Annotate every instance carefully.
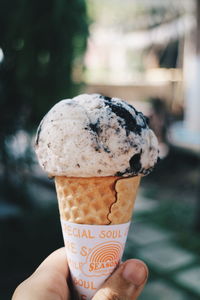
[55,176,141,300]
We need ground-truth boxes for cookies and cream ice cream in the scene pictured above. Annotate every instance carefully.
[35,94,158,177]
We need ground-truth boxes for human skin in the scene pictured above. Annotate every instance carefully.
[12,248,148,300]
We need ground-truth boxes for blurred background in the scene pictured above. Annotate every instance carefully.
[1,0,200,299]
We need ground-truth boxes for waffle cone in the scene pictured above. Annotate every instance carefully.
[55,176,141,225]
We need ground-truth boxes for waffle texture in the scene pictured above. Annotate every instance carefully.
[55,176,140,225]
[109,176,140,224]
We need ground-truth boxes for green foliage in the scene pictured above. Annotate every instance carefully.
[0,0,88,205]
[0,0,88,134]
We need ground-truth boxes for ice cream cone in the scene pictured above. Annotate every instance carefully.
[35,93,158,300]
[55,176,141,225]
[55,175,141,299]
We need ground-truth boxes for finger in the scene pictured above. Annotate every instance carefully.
[12,248,70,300]
[121,259,148,299]
[36,247,68,276]
[92,259,148,300]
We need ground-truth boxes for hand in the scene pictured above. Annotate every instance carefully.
[12,248,148,300]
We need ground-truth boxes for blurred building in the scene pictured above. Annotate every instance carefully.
[83,1,193,93]
[82,0,200,154]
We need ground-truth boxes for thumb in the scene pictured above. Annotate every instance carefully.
[92,259,148,300]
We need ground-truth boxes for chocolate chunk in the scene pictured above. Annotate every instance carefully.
[35,118,44,145]
[89,118,101,135]
[35,125,42,145]
[100,95,112,101]
[109,103,140,133]
[89,122,99,134]
[115,171,125,176]
[129,153,142,173]
[103,145,111,153]
[101,98,144,135]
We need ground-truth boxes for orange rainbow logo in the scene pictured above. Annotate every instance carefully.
[82,241,123,277]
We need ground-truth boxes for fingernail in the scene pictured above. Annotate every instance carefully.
[122,260,147,286]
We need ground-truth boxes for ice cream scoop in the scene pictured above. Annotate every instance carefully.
[35,93,159,177]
